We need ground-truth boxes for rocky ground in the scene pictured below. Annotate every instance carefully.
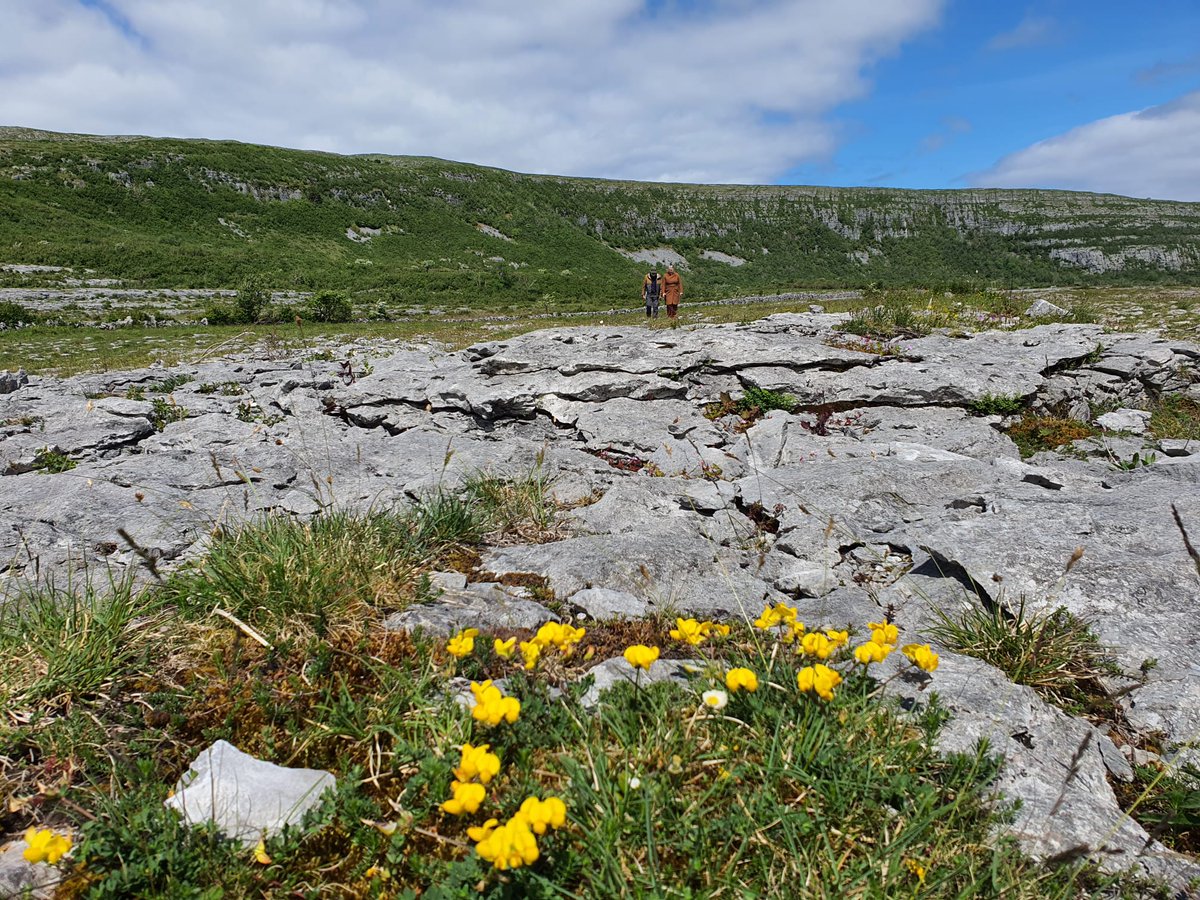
[2,312,1199,890]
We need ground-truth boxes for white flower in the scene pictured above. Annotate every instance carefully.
[701,689,728,711]
[627,776,641,790]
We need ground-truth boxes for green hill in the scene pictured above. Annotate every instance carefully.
[2,127,1199,307]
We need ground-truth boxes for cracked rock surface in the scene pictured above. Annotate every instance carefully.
[2,313,1199,885]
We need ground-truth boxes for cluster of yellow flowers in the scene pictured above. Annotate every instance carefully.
[668,617,730,646]
[850,621,939,673]
[622,644,659,670]
[746,605,940,701]
[446,627,480,659]
[470,796,567,870]
[797,664,842,701]
[465,621,588,672]
[725,667,758,693]
[469,680,521,726]
[753,602,799,631]
[441,743,502,816]
[513,621,587,670]
[701,666,761,711]
[23,827,71,865]
[439,742,568,871]
[853,621,897,665]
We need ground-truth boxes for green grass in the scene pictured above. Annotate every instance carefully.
[932,597,1117,713]
[0,286,1189,379]
[2,130,1198,316]
[969,392,1026,417]
[1115,761,1200,855]
[0,496,1176,898]
[1149,394,1200,442]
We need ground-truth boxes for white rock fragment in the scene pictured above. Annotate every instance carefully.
[164,740,336,846]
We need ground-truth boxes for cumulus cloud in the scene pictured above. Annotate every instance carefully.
[986,13,1057,52]
[0,0,943,183]
[972,91,1200,201]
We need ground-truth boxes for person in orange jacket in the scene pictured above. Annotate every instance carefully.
[662,264,682,318]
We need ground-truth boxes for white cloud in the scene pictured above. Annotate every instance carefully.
[971,91,1200,201]
[986,13,1057,52]
[0,0,943,183]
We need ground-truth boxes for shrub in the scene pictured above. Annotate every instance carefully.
[308,290,354,323]
[0,300,34,326]
[235,278,269,325]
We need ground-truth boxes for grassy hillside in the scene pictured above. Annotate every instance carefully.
[2,127,1199,308]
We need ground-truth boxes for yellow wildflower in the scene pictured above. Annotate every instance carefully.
[365,865,391,880]
[474,816,540,870]
[454,743,501,785]
[702,689,729,710]
[754,602,799,630]
[854,641,893,665]
[467,817,499,843]
[824,628,849,649]
[557,623,587,654]
[515,796,568,835]
[706,622,731,638]
[724,667,759,693]
[253,839,272,865]
[22,828,71,865]
[446,628,480,659]
[669,617,707,646]
[797,664,842,701]
[902,643,940,673]
[623,644,659,670]
[493,637,516,659]
[800,631,835,660]
[867,620,899,647]
[469,681,521,726]
[519,640,541,670]
[904,857,928,884]
[441,780,486,816]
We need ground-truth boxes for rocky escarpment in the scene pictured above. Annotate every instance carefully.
[2,129,1198,297]
[1,315,1199,888]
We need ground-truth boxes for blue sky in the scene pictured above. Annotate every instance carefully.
[2,0,1198,199]
[787,1,1200,194]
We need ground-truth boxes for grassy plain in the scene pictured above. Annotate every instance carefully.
[1,286,1196,378]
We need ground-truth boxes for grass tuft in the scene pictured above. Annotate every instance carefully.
[932,597,1117,713]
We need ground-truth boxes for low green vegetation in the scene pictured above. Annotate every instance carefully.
[1,470,1168,897]
[969,392,1026,417]
[148,397,187,431]
[1116,762,1200,856]
[30,447,76,473]
[2,130,1198,316]
[703,386,801,432]
[1006,414,1096,458]
[932,597,1116,713]
[1148,394,1200,442]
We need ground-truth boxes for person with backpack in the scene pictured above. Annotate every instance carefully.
[642,267,662,319]
[662,264,683,319]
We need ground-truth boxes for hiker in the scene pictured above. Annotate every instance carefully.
[643,267,661,318]
[662,264,682,318]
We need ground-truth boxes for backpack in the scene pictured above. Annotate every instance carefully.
[646,273,660,298]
